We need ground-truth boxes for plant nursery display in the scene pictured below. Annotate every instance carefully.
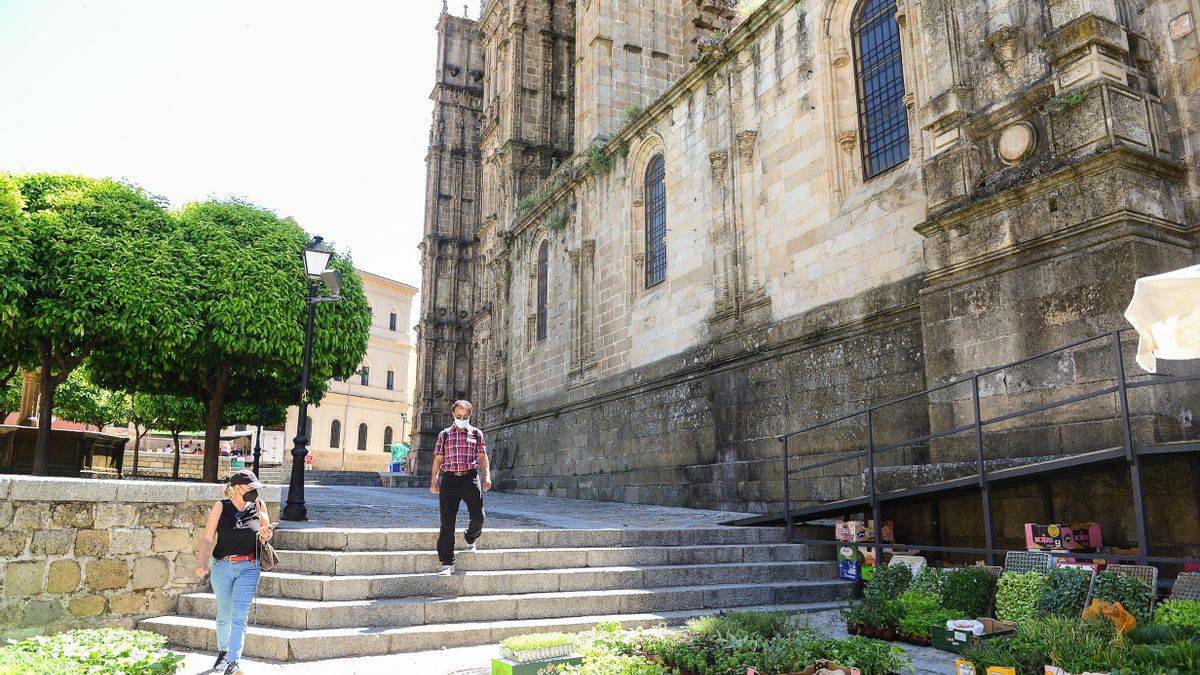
[995,571,1050,624]
[1091,571,1154,624]
[1153,599,1200,631]
[941,565,996,618]
[1039,567,1093,618]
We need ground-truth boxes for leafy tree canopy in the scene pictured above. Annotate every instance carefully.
[55,368,132,431]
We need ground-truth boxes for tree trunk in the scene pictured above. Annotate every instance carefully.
[171,430,182,479]
[31,366,57,476]
[201,364,231,483]
[131,422,142,477]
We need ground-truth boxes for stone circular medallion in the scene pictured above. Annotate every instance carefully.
[998,122,1036,164]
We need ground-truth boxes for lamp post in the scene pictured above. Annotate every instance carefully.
[252,405,263,476]
[400,411,408,445]
[282,236,342,521]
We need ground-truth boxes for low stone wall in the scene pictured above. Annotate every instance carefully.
[122,450,235,480]
[0,475,281,640]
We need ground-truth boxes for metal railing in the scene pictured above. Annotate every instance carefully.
[778,328,1200,565]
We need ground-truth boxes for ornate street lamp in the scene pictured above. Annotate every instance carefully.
[282,236,342,521]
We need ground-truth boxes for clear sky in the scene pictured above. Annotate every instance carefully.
[0,0,484,303]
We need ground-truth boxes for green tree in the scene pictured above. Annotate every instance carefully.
[55,369,132,432]
[131,393,205,478]
[95,199,370,482]
[0,375,20,422]
[0,174,34,393]
[9,174,187,475]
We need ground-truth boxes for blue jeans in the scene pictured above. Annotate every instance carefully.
[210,559,260,663]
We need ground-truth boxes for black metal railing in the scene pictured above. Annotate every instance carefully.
[778,328,1200,566]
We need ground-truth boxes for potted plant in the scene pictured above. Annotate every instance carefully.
[499,633,576,664]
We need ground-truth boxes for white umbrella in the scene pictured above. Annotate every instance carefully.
[1123,264,1200,373]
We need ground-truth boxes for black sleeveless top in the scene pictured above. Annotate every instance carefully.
[211,499,259,559]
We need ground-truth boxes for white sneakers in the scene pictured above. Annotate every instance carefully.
[465,542,477,553]
[438,564,455,575]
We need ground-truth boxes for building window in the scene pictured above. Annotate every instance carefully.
[536,239,549,341]
[359,366,370,386]
[853,0,909,178]
[357,423,368,451]
[333,374,342,382]
[330,420,341,448]
[644,154,667,288]
[386,369,395,390]
[389,312,397,331]
[383,426,393,450]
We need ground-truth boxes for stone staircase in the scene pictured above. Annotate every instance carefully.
[140,527,849,662]
[299,469,388,487]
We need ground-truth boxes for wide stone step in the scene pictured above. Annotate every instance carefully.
[275,542,813,575]
[272,526,785,552]
[257,560,836,601]
[177,580,850,630]
[142,600,847,661]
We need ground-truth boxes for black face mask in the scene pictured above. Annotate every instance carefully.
[241,489,259,506]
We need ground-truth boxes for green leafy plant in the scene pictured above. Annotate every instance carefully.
[909,567,947,601]
[501,632,574,652]
[1128,623,1200,645]
[545,208,569,232]
[865,563,914,603]
[0,628,185,675]
[1115,639,1200,674]
[1033,616,1133,673]
[1043,90,1089,114]
[685,611,795,639]
[582,141,612,177]
[825,636,913,675]
[1093,571,1153,624]
[1155,599,1200,631]
[1039,567,1092,618]
[558,623,668,675]
[996,571,1050,624]
[942,566,995,618]
[897,589,960,640]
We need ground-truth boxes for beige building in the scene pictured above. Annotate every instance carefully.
[287,270,417,472]
[413,0,1200,563]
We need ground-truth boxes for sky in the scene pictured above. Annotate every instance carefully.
[0,0,484,305]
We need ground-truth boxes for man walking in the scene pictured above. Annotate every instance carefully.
[430,400,491,574]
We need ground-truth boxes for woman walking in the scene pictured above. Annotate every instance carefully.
[196,469,272,675]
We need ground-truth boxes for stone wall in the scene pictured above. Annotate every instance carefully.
[121,450,237,480]
[0,475,281,640]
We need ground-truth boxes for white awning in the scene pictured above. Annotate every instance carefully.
[1123,264,1200,373]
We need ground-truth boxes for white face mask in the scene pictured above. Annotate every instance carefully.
[454,418,470,429]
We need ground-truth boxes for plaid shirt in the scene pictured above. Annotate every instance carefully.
[434,425,486,472]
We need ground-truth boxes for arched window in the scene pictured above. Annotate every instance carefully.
[536,239,549,341]
[386,368,395,390]
[383,426,393,450]
[357,423,368,451]
[329,420,341,448]
[644,155,667,288]
[853,0,909,178]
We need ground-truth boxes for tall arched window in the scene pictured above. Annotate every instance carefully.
[357,423,368,451]
[644,155,667,288]
[383,426,393,450]
[329,420,341,448]
[536,239,549,341]
[853,0,909,178]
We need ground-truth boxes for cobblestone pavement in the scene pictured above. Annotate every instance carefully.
[279,485,753,530]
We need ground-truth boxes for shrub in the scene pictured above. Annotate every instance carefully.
[942,566,995,618]
[824,636,912,675]
[909,567,946,601]
[0,628,184,675]
[1155,599,1200,631]
[897,589,960,639]
[1092,572,1153,624]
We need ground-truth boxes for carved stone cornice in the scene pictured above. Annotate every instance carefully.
[736,130,757,161]
[709,150,729,180]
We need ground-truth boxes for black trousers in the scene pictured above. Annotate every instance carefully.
[437,471,485,565]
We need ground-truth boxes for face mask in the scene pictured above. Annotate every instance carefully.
[454,418,470,429]
[241,489,259,505]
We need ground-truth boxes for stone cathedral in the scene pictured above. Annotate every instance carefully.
[413,0,1200,555]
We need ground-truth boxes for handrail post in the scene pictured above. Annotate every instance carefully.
[781,435,793,543]
[973,375,996,565]
[1113,332,1151,565]
[866,410,882,548]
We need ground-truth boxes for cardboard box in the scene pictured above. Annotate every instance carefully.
[1024,523,1102,551]
[932,618,1016,654]
[835,520,894,543]
[837,546,863,581]
[492,655,583,675]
